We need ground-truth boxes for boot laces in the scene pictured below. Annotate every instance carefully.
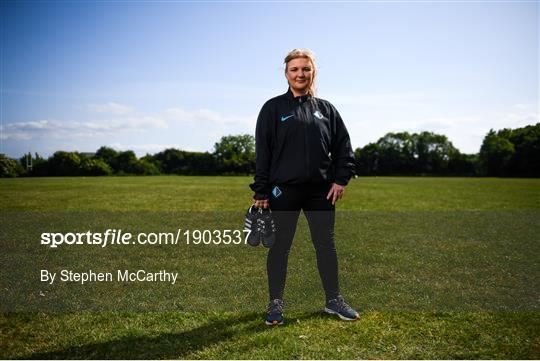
[334,296,353,312]
[267,299,284,314]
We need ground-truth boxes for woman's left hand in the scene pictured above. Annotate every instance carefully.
[326,183,345,205]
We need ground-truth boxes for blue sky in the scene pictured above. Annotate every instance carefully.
[1,1,538,158]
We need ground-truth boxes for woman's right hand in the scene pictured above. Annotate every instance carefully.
[253,198,269,209]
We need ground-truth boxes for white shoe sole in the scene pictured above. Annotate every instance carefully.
[265,319,284,326]
[324,307,359,321]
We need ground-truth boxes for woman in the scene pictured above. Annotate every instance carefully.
[250,49,359,326]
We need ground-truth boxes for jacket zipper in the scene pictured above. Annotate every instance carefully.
[301,98,310,179]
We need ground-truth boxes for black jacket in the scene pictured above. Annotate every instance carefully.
[250,87,356,200]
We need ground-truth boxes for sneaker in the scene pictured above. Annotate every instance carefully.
[265,299,284,326]
[244,205,261,246]
[324,295,359,321]
[259,208,276,248]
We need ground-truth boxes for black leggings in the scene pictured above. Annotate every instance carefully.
[267,182,339,301]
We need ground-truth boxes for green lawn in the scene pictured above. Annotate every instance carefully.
[1,176,539,359]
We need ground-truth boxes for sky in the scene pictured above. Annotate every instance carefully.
[1,0,538,158]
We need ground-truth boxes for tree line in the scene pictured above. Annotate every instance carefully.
[1,123,538,178]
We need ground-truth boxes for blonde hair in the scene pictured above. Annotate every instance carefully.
[284,48,317,98]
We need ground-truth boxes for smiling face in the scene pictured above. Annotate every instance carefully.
[285,57,314,97]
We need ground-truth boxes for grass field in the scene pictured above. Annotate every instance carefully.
[1,176,539,359]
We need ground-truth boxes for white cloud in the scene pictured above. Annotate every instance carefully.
[0,116,168,140]
[0,105,256,155]
[88,102,133,115]
[164,107,254,126]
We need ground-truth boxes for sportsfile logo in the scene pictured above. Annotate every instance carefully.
[40,229,251,248]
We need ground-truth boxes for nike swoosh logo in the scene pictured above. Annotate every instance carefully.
[281,114,294,122]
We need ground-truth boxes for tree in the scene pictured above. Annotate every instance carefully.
[0,155,25,177]
[48,151,82,176]
[95,146,120,172]
[114,151,137,174]
[506,123,540,177]
[80,158,112,176]
[479,130,516,176]
[213,134,255,175]
[95,146,118,163]
[414,132,459,175]
[355,131,469,176]
[149,148,216,175]
[354,143,380,176]
[126,159,160,175]
[376,132,416,175]
[447,153,479,176]
[479,123,539,177]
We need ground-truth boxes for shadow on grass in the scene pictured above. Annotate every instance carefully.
[22,311,325,359]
